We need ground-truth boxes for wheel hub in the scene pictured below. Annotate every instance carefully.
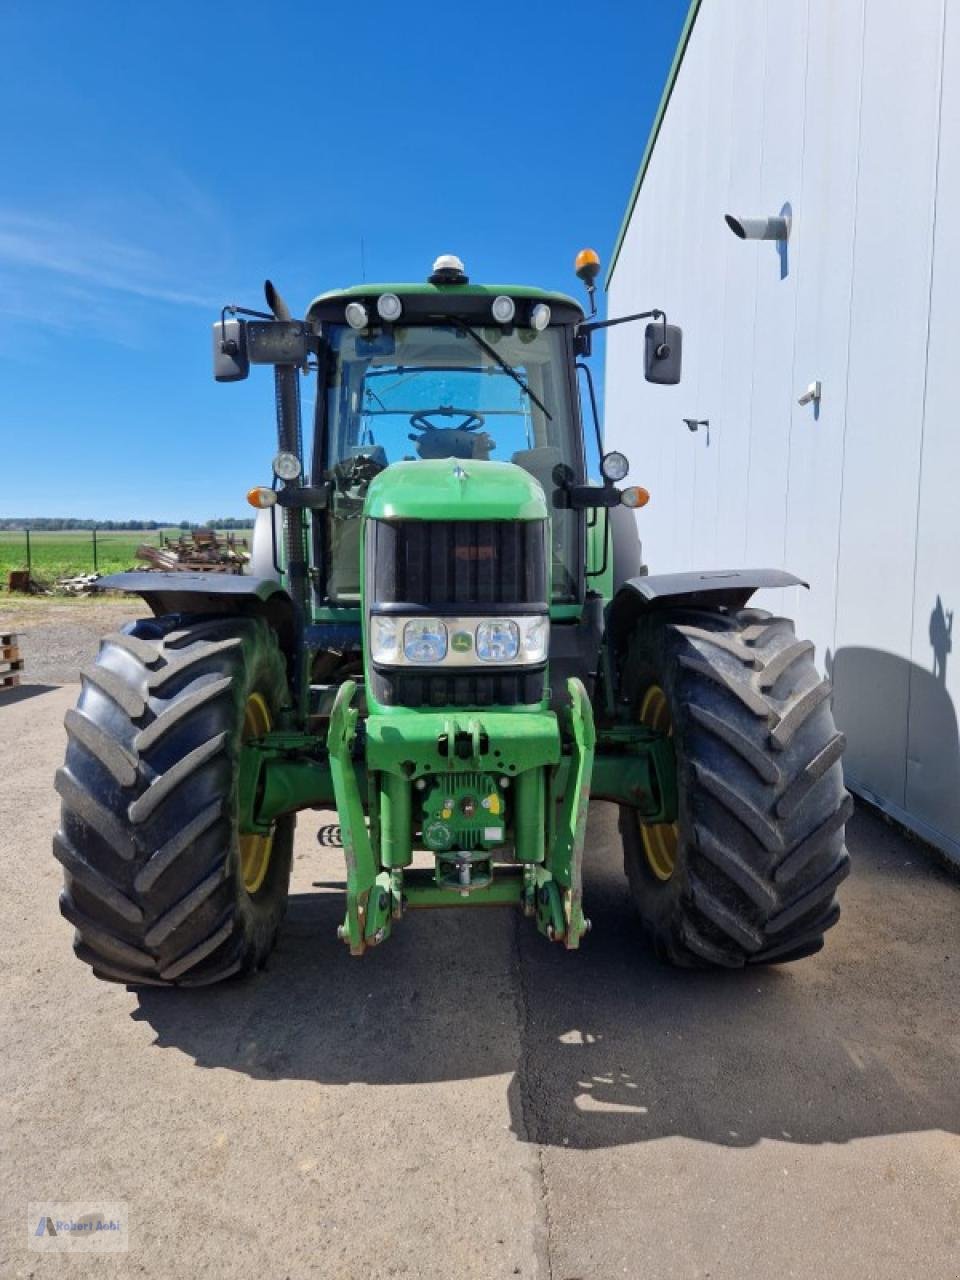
[638,684,678,882]
[239,692,275,894]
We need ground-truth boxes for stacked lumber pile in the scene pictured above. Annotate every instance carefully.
[1,632,23,692]
[55,574,100,595]
[135,530,250,574]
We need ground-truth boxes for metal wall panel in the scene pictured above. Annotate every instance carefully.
[605,0,960,860]
[712,0,767,570]
[905,0,960,843]
[831,0,944,809]
[687,4,736,570]
[741,0,807,621]
[784,0,865,657]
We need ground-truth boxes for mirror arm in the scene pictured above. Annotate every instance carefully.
[580,307,663,334]
[218,303,273,352]
[580,308,670,353]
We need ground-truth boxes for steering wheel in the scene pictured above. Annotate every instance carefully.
[409,408,486,434]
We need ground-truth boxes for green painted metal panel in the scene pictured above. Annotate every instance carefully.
[365,708,561,774]
[364,457,549,522]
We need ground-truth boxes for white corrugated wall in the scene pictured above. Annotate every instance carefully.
[605,0,960,864]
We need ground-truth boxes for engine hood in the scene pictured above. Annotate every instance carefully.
[364,459,549,523]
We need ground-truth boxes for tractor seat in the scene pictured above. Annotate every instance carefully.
[348,444,388,467]
[510,446,562,498]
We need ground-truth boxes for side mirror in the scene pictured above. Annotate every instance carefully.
[644,322,682,385]
[212,317,249,382]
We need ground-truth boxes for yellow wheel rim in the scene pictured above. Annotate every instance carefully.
[239,692,274,894]
[638,684,679,882]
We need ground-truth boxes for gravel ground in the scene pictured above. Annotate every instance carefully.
[0,597,137,686]
[2,603,959,1277]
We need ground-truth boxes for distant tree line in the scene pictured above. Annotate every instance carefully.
[0,517,255,531]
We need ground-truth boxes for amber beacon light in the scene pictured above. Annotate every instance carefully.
[574,248,601,316]
[574,248,601,281]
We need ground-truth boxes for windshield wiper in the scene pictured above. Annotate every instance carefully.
[450,320,552,421]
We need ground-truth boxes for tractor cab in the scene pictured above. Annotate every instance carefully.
[305,261,588,605]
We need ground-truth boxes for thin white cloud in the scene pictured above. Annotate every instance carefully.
[0,211,219,309]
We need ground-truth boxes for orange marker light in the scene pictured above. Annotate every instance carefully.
[246,486,277,509]
[621,486,650,509]
[575,247,601,283]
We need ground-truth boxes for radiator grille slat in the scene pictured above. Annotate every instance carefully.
[369,519,547,610]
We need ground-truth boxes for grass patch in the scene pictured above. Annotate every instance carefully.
[0,529,177,582]
[0,529,248,586]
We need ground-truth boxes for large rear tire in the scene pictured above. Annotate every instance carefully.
[54,615,294,986]
[619,606,851,968]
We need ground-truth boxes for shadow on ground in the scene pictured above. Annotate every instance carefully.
[132,804,960,1150]
[0,682,62,705]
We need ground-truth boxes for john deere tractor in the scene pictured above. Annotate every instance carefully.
[54,251,850,985]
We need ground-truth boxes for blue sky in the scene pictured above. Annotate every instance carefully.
[0,1,687,521]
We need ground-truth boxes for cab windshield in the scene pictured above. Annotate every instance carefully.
[320,323,581,602]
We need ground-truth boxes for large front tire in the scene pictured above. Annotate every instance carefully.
[54,615,294,986]
[620,606,851,968]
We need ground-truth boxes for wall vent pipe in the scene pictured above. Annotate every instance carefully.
[724,214,791,241]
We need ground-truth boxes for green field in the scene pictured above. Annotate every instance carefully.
[0,529,219,585]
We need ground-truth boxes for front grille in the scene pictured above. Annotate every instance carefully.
[367,518,548,708]
[372,668,545,708]
[367,519,547,611]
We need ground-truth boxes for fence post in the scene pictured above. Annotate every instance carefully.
[25,529,31,577]
[92,528,98,573]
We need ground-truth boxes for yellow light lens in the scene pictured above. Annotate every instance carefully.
[246,486,277,509]
[621,486,650,509]
[575,247,601,281]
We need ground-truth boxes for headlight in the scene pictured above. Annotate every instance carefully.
[370,616,399,663]
[376,293,403,322]
[345,301,369,330]
[601,450,629,482]
[491,295,516,324]
[522,617,548,662]
[370,614,548,667]
[403,619,448,663]
[530,303,551,331]
[272,450,302,481]
[476,620,519,662]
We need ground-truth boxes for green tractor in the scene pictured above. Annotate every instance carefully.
[54,251,850,985]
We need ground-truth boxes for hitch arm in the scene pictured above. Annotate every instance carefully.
[542,678,596,949]
[326,681,391,954]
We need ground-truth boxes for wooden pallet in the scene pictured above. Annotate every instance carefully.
[1,634,23,692]
[0,661,23,692]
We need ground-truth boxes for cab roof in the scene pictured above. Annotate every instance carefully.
[306,282,584,327]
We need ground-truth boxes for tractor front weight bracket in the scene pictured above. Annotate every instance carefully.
[322,679,598,953]
[239,674,678,955]
[545,677,596,948]
[327,680,389,955]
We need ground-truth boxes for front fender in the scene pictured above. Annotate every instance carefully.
[95,571,298,659]
[606,568,806,650]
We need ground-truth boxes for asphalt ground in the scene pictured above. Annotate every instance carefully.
[2,663,958,1278]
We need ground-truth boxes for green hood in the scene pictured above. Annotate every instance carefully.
[364,459,548,522]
